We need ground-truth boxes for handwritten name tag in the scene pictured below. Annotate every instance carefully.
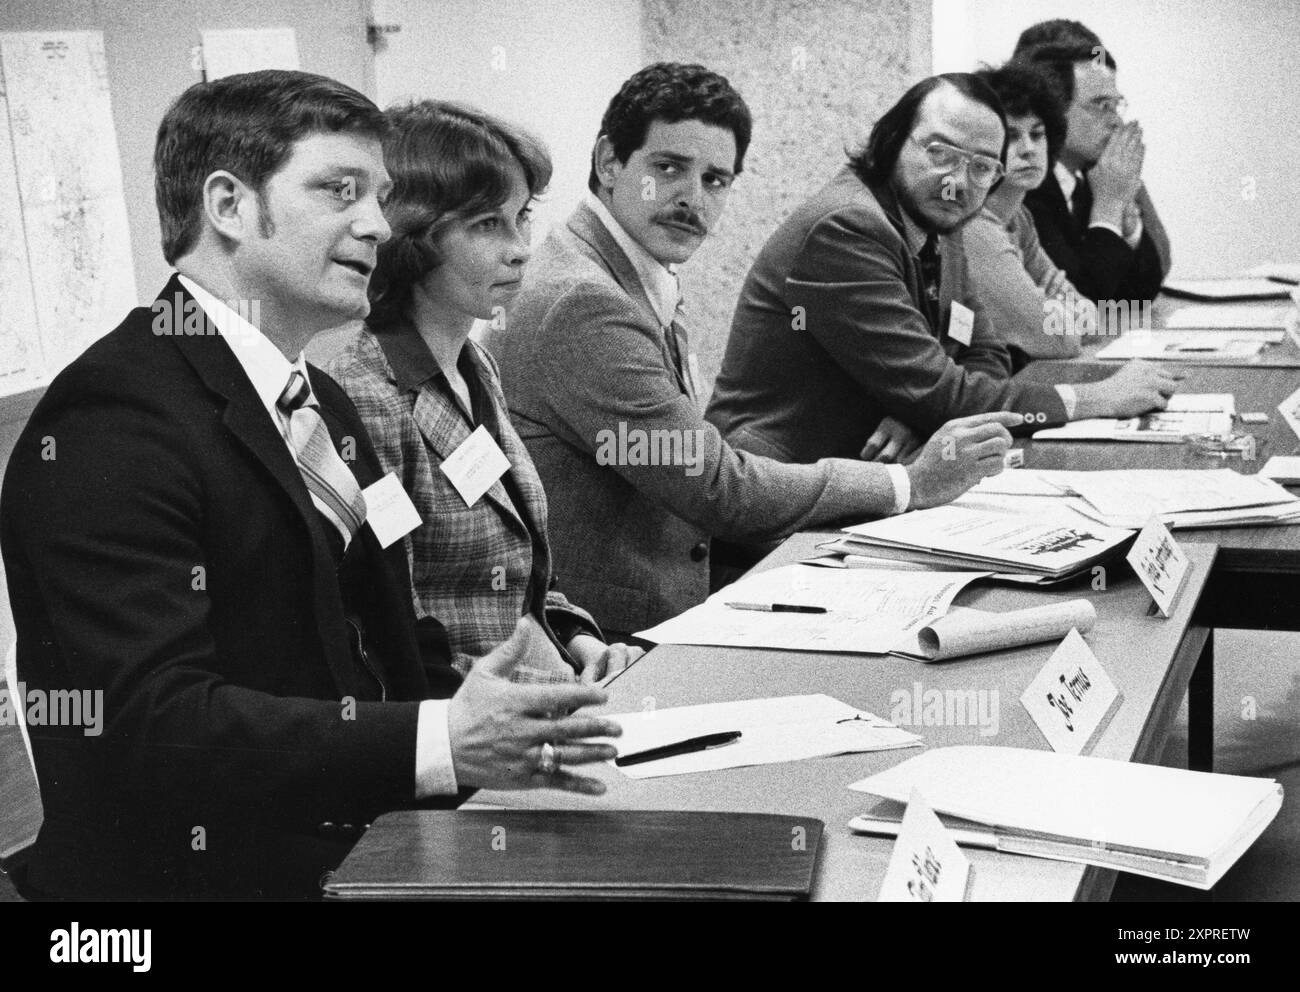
[440,424,510,507]
[878,788,971,902]
[948,301,975,347]
[361,473,422,549]
[1126,517,1190,618]
[1021,628,1121,755]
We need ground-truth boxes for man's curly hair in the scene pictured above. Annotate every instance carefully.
[587,61,752,192]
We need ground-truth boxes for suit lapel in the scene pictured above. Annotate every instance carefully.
[164,276,360,697]
[565,201,690,395]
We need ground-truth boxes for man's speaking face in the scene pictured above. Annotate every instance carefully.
[594,118,737,266]
[237,131,392,333]
[891,85,1005,235]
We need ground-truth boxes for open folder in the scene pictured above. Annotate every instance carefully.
[323,810,825,901]
[849,747,1282,889]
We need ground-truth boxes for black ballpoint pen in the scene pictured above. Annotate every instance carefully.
[614,731,742,767]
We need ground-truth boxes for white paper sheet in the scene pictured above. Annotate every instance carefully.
[1033,394,1236,442]
[606,693,921,779]
[200,27,300,79]
[1162,302,1293,329]
[636,564,986,653]
[1097,330,1281,361]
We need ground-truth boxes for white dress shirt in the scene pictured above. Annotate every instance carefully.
[178,274,457,798]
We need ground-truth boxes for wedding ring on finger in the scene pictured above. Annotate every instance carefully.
[538,741,559,775]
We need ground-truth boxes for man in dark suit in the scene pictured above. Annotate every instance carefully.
[0,70,620,900]
[1018,41,1171,305]
[486,63,1018,637]
[708,74,1177,467]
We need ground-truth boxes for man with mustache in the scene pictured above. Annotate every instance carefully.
[487,63,1020,639]
[706,73,1176,467]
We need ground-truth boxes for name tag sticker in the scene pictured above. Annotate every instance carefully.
[948,301,975,346]
[361,473,423,549]
[440,424,510,507]
[1021,628,1121,756]
[1126,516,1190,618]
[878,788,971,902]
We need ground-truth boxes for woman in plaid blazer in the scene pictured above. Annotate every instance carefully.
[326,100,643,683]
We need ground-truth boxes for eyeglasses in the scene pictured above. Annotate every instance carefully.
[1082,96,1128,119]
[910,138,1005,188]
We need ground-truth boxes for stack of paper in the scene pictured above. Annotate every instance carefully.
[1162,303,1293,330]
[1162,277,1291,302]
[636,564,986,653]
[1096,330,1282,362]
[970,468,1300,529]
[837,497,1133,582]
[1033,394,1235,442]
[601,694,921,779]
[849,746,1283,889]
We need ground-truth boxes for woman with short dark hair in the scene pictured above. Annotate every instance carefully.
[966,63,1091,368]
[327,100,641,684]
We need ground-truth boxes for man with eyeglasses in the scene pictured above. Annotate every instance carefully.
[1019,41,1171,304]
[708,73,1174,469]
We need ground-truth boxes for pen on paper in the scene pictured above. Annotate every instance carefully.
[725,601,828,613]
[614,731,742,767]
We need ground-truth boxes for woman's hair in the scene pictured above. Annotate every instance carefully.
[367,100,552,328]
[974,62,1068,167]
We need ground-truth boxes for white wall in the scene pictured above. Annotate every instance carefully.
[933,0,1300,277]
[370,0,643,239]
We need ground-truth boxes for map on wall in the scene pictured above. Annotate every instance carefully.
[0,31,137,396]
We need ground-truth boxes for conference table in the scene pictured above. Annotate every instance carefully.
[474,536,1216,902]
[1014,294,1300,770]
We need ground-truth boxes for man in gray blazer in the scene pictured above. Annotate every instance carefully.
[485,63,1020,639]
[707,73,1177,466]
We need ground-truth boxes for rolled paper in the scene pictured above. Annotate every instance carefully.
[914,600,1097,661]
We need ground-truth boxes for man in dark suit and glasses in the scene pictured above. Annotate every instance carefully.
[0,70,620,900]
[1018,40,1171,305]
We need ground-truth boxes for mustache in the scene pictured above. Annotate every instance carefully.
[653,208,707,235]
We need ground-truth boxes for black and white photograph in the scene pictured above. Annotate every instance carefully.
[0,0,1294,972]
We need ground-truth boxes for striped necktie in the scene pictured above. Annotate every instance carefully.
[276,370,366,548]
[668,298,701,405]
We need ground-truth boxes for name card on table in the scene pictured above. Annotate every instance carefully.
[1279,383,1300,444]
[878,789,971,902]
[1126,517,1191,618]
[1020,628,1121,756]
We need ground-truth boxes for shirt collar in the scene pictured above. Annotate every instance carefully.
[177,273,310,415]
[585,192,680,327]
[1054,161,1080,202]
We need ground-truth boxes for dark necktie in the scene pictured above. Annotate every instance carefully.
[918,234,942,335]
[1070,173,1093,230]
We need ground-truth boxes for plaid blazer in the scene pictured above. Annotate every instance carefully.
[325,323,601,681]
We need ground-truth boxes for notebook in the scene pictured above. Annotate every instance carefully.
[849,746,1282,889]
[323,809,826,901]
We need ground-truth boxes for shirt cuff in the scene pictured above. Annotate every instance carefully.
[415,698,459,798]
[1055,384,1078,420]
[885,463,911,514]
